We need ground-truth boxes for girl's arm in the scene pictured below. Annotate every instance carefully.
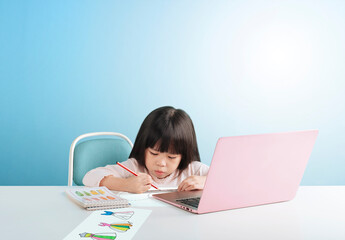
[100,173,153,194]
[177,175,207,192]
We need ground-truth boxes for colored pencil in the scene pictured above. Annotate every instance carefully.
[116,162,159,190]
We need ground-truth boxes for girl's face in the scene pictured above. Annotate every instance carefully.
[145,147,182,179]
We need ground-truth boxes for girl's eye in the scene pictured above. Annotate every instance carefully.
[168,156,177,159]
[149,151,158,156]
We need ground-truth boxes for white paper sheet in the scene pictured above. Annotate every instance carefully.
[63,208,151,240]
[113,187,177,207]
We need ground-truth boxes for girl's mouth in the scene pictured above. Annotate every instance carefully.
[154,170,165,176]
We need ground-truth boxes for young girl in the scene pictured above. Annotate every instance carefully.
[83,106,209,193]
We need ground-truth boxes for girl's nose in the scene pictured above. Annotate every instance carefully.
[156,157,167,167]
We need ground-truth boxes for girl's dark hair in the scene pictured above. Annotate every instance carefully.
[129,106,200,171]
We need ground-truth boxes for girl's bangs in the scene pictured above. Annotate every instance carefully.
[146,129,185,155]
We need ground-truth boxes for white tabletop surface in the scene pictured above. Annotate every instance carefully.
[1,186,344,240]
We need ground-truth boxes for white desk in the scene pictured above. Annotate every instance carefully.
[1,186,344,240]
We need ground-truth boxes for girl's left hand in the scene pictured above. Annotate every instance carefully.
[178,176,207,192]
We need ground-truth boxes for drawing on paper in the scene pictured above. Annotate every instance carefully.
[99,222,133,232]
[64,208,152,240]
[101,211,134,220]
[79,232,116,239]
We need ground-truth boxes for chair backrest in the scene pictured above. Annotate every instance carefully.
[68,132,133,186]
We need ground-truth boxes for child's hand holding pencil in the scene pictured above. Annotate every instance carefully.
[116,162,160,192]
[100,162,159,194]
[124,173,155,193]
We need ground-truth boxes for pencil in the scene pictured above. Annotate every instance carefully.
[116,162,159,190]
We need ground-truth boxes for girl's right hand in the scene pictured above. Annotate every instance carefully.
[125,173,153,194]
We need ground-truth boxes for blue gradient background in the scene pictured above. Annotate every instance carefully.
[1,0,344,185]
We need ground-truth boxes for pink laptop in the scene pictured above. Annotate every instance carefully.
[153,130,318,214]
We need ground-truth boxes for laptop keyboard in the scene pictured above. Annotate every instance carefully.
[176,197,200,208]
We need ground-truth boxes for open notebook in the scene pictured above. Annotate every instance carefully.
[66,187,130,210]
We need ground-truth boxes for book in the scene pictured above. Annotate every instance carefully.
[66,186,130,211]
